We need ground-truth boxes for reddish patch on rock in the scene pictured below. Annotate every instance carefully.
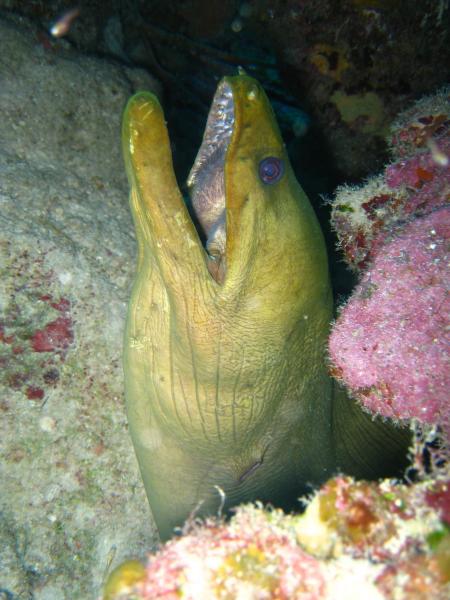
[415,166,434,183]
[31,315,73,352]
[361,194,392,219]
[425,481,450,526]
[50,297,71,312]
[30,297,74,354]
[26,386,45,400]
[341,228,369,269]
[1,247,75,402]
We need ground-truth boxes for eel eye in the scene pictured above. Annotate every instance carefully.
[258,156,284,185]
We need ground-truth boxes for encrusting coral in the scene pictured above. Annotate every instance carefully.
[102,474,450,599]
[329,86,450,445]
[329,87,449,270]
[329,207,449,435]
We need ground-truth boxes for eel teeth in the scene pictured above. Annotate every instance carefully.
[187,81,235,188]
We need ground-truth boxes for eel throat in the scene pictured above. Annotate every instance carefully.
[121,75,410,541]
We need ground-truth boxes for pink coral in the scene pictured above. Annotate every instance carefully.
[329,207,449,430]
[136,509,326,599]
[103,476,450,599]
[329,87,450,440]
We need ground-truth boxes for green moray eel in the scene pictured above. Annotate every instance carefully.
[121,75,409,541]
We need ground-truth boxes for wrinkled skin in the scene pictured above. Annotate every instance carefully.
[122,76,409,541]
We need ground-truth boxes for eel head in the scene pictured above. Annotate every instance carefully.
[122,75,335,540]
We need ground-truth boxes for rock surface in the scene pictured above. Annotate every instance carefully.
[0,15,160,599]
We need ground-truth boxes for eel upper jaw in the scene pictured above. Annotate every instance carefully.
[187,79,234,187]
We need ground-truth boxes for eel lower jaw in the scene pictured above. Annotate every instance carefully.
[187,80,235,284]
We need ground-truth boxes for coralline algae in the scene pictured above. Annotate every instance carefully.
[329,87,450,442]
[329,208,449,428]
[102,476,450,599]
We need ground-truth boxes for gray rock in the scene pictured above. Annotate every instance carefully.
[0,15,161,599]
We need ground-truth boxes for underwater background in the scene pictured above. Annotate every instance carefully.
[0,1,448,598]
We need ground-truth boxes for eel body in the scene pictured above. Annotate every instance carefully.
[121,75,409,540]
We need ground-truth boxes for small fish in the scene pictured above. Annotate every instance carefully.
[49,7,80,38]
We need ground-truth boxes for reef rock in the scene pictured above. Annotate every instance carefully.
[0,15,160,599]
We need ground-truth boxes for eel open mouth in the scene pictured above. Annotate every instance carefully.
[186,80,235,283]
